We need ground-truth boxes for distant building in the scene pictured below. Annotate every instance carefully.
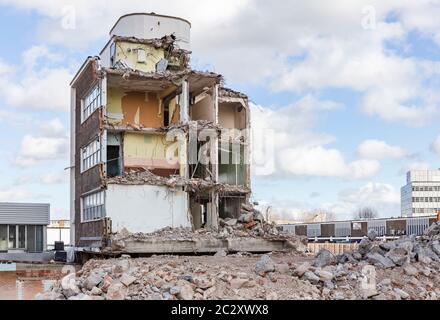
[47,220,70,249]
[0,203,49,252]
[401,170,440,217]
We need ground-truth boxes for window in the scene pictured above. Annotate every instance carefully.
[8,225,16,248]
[82,83,102,122]
[82,191,105,222]
[110,42,116,67]
[27,225,44,252]
[0,226,7,251]
[106,145,121,177]
[18,225,26,249]
[81,138,101,172]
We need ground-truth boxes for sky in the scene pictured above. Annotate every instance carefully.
[0,0,440,221]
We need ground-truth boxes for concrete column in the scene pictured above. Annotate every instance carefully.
[180,79,189,124]
[209,84,220,230]
[207,191,219,231]
[43,226,47,251]
[213,84,219,124]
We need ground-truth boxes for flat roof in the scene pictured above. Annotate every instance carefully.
[279,215,437,226]
[109,12,192,36]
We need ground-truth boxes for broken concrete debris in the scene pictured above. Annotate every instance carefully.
[36,222,440,300]
[108,202,305,254]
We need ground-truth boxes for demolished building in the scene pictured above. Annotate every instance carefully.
[69,13,251,250]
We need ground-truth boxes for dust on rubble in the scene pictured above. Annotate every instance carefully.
[35,222,440,300]
[108,202,308,252]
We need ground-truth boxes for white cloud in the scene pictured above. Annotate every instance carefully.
[357,139,408,160]
[1,1,440,124]
[256,181,400,222]
[431,134,440,156]
[339,182,400,205]
[14,135,68,167]
[0,187,48,202]
[14,118,69,167]
[39,172,68,185]
[321,182,400,219]
[40,118,66,137]
[278,146,380,179]
[13,172,68,185]
[400,161,431,174]
[251,100,380,179]
[0,46,72,111]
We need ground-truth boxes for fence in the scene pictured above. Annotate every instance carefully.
[406,217,430,236]
[307,224,321,238]
[307,242,359,255]
[335,222,351,237]
[367,219,387,236]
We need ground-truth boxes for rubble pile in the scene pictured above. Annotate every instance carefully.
[105,170,250,194]
[334,221,440,268]
[35,246,440,300]
[35,254,315,301]
[108,203,307,251]
[35,220,440,300]
[218,203,283,239]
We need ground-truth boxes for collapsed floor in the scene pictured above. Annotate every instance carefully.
[36,221,440,300]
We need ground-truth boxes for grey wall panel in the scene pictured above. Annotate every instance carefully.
[0,203,49,225]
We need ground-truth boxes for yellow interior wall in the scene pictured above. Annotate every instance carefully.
[106,87,164,127]
[169,97,180,124]
[107,87,124,124]
[115,41,165,73]
[124,133,177,160]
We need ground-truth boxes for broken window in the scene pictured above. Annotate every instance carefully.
[81,138,101,172]
[82,83,102,122]
[107,145,121,177]
[106,132,122,177]
[163,103,170,127]
[219,196,245,219]
[81,190,105,222]
[110,42,116,67]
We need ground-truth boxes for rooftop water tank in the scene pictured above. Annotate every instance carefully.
[110,13,191,51]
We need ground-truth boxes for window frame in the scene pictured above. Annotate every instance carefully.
[81,82,102,123]
[81,137,102,173]
[81,190,106,223]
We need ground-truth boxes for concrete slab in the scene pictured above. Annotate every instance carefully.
[116,237,290,254]
[0,252,55,263]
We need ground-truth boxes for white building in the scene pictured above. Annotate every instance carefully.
[401,170,440,217]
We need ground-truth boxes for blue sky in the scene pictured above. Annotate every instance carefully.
[0,0,440,222]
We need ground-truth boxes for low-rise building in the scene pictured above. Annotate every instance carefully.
[401,170,440,217]
[0,202,49,252]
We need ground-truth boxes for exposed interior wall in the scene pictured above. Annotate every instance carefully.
[107,88,163,128]
[190,198,203,230]
[219,196,246,219]
[114,41,165,73]
[106,184,190,233]
[219,102,246,130]
[106,87,125,124]
[191,95,214,121]
[168,97,180,125]
[123,132,180,172]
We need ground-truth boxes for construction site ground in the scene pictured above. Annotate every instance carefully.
[35,220,440,300]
